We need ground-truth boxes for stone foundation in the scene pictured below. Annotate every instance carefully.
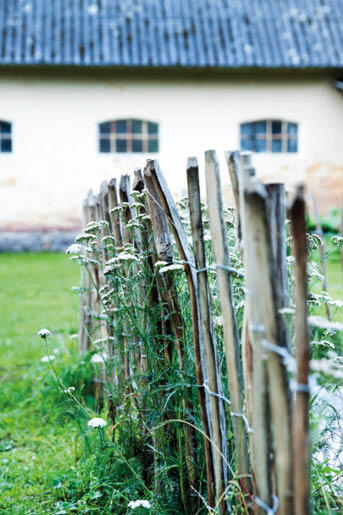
[0,231,78,253]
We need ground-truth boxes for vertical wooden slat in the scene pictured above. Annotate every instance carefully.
[144,159,215,509]
[289,185,310,515]
[204,151,250,487]
[108,178,122,250]
[187,158,229,514]
[239,160,273,513]
[144,164,196,508]
[312,194,331,320]
[266,183,289,312]
[225,152,255,495]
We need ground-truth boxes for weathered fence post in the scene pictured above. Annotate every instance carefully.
[312,195,331,320]
[187,157,229,514]
[107,178,122,250]
[289,185,310,515]
[225,152,255,490]
[240,160,293,514]
[144,159,216,508]
[204,151,250,491]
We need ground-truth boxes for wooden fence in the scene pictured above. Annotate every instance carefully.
[77,151,310,514]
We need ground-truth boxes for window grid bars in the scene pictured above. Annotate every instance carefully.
[99,119,158,153]
[240,120,297,153]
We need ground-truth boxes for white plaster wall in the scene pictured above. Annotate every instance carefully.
[0,74,342,229]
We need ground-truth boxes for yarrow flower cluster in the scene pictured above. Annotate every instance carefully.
[128,500,151,510]
[37,328,51,338]
[66,243,83,255]
[87,417,106,428]
[41,355,55,363]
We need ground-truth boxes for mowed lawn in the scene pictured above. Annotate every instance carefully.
[0,253,80,514]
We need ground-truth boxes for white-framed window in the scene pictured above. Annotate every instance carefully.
[240,120,298,153]
[98,119,159,153]
[0,121,12,153]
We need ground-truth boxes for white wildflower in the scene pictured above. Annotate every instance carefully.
[37,328,51,338]
[279,307,296,315]
[310,340,335,349]
[117,252,138,262]
[66,244,83,255]
[159,263,184,274]
[91,353,106,364]
[128,500,151,509]
[328,300,343,308]
[110,206,122,214]
[63,386,76,394]
[154,260,168,268]
[213,316,223,327]
[41,355,55,362]
[85,221,101,234]
[87,417,106,428]
[308,316,343,332]
[75,233,96,243]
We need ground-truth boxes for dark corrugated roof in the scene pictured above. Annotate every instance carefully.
[0,0,343,68]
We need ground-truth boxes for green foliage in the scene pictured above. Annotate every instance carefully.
[307,207,341,234]
[1,195,343,513]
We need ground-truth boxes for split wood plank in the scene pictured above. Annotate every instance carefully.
[205,150,250,487]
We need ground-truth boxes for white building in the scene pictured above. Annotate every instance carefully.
[0,0,342,239]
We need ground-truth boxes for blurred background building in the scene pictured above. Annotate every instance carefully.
[0,0,342,249]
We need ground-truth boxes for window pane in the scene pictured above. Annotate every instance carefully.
[99,138,111,153]
[255,139,267,152]
[1,138,12,152]
[240,123,253,135]
[133,139,143,152]
[255,121,267,134]
[99,122,111,134]
[116,139,127,152]
[148,139,159,152]
[148,122,158,135]
[272,139,282,152]
[0,121,11,134]
[240,138,253,151]
[272,120,282,134]
[287,123,298,135]
[288,139,298,153]
[115,120,127,134]
[132,120,142,134]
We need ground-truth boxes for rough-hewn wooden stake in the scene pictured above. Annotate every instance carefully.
[239,162,273,513]
[289,185,310,515]
[266,184,290,311]
[204,151,250,487]
[225,151,242,246]
[144,164,196,507]
[312,195,331,320]
[187,158,229,514]
[144,159,215,508]
[225,152,255,494]
[108,178,122,250]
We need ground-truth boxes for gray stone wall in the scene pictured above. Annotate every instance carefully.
[0,231,78,253]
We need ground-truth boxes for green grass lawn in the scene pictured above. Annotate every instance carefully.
[0,253,81,514]
[0,250,342,513]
